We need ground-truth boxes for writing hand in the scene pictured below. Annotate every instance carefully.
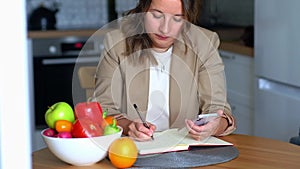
[128,119,156,142]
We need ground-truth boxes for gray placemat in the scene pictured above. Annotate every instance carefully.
[131,146,239,168]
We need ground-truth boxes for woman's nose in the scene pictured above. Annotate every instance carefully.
[159,18,171,34]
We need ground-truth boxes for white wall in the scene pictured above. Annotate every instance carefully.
[0,0,32,169]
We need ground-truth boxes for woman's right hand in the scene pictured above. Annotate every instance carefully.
[127,119,156,141]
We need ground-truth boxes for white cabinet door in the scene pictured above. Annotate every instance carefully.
[254,78,300,142]
[220,50,254,107]
[228,97,254,135]
[219,50,254,135]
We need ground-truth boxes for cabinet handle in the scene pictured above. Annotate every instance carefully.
[220,54,236,60]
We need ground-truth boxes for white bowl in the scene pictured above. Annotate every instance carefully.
[41,127,123,166]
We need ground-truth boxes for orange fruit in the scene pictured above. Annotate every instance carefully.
[108,137,138,168]
[105,115,117,125]
[55,120,73,133]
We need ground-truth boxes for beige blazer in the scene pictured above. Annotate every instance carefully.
[94,24,236,135]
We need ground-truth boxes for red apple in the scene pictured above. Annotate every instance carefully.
[42,128,56,137]
[57,132,72,138]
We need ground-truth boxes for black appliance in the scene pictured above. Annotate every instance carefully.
[32,37,103,129]
[28,5,59,31]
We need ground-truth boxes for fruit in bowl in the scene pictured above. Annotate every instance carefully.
[45,102,75,129]
[41,126,123,166]
[41,101,123,166]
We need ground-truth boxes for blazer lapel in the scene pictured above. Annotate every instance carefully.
[126,59,150,119]
[169,40,186,127]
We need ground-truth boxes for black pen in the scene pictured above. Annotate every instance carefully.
[133,104,154,140]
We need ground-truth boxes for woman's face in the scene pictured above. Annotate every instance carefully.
[144,0,184,52]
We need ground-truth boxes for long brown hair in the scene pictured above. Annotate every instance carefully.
[120,0,201,64]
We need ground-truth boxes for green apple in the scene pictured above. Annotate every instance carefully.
[104,119,120,136]
[45,102,75,129]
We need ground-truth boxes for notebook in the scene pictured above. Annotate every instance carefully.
[134,128,233,155]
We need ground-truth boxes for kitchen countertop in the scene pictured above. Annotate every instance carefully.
[27,29,108,39]
[27,29,253,57]
[214,27,254,57]
[32,134,300,169]
[220,41,253,57]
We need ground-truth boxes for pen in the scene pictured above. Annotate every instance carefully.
[133,104,154,140]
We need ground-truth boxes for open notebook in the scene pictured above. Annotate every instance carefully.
[134,128,233,155]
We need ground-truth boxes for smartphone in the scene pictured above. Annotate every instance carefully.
[193,113,219,126]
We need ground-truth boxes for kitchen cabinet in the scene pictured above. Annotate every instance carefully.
[199,0,254,28]
[219,50,254,135]
[27,38,47,152]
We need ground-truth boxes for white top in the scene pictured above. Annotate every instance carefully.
[146,46,173,131]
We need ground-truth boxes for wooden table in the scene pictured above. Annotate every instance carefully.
[32,134,300,169]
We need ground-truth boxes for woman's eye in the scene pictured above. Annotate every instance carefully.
[152,12,163,19]
[173,16,183,22]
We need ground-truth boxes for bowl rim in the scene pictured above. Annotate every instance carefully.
[41,126,123,140]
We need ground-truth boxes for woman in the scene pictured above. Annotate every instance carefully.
[94,0,236,141]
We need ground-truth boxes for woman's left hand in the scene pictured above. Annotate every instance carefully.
[185,110,228,141]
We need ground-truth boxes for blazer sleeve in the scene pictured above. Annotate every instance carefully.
[197,31,236,135]
[94,31,124,116]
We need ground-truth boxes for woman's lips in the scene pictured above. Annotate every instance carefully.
[155,34,168,40]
